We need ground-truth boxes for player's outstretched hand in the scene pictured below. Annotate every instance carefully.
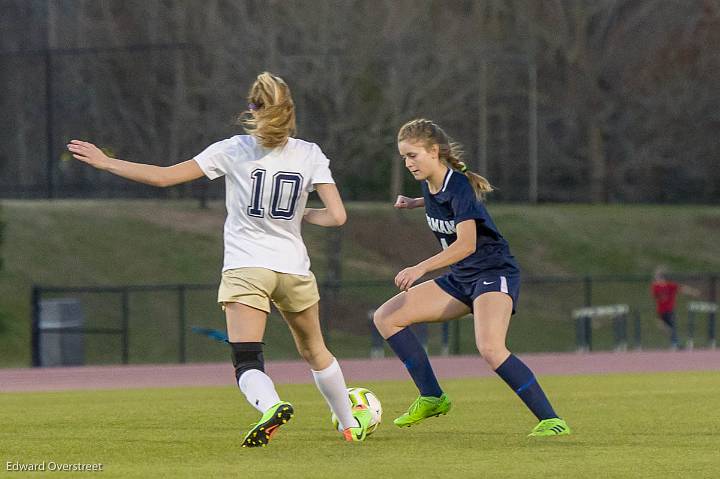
[67,140,112,170]
[394,195,416,209]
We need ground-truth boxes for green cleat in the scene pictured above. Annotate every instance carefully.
[343,404,374,442]
[393,394,452,427]
[528,418,571,437]
[241,401,294,448]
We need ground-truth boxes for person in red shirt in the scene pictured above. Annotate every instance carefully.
[651,266,699,349]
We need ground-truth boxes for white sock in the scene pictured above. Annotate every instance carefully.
[238,369,281,414]
[312,358,356,430]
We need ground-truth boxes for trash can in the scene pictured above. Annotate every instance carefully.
[39,298,84,366]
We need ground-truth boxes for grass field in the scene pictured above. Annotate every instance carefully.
[2,371,719,478]
[1,200,719,367]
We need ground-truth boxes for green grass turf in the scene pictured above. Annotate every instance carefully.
[1,372,718,478]
[1,200,719,366]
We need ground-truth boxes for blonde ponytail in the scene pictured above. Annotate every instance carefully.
[239,72,296,148]
[398,118,493,200]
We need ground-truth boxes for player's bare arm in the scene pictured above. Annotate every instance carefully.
[67,140,204,187]
[303,183,347,227]
[395,219,476,291]
[394,195,424,209]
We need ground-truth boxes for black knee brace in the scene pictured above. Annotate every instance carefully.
[229,342,265,382]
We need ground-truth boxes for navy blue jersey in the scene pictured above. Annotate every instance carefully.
[421,169,520,280]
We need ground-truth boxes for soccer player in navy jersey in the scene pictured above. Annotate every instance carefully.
[373,119,570,437]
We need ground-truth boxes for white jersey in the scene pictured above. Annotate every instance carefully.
[194,135,335,275]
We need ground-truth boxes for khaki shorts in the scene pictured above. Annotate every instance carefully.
[218,267,320,313]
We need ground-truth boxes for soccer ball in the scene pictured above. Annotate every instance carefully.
[330,387,382,435]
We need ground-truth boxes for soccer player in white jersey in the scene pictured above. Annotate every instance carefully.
[67,72,373,447]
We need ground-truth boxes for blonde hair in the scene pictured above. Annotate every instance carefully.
[239,72,296,148]
[398,119,493,200]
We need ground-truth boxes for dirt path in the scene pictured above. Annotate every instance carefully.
[1,350,718,393]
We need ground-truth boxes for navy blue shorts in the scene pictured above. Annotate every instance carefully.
[434,273,520,314]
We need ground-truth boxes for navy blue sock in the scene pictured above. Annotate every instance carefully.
[495,354,557,420]
[386,328,443,397]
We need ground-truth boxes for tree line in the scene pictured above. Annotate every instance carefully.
[1,0,718,203]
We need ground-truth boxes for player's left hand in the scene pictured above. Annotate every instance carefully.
[395,265,425,291]
[67,140,112,170]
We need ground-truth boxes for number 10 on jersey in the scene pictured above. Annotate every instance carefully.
[247,168,304,220]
